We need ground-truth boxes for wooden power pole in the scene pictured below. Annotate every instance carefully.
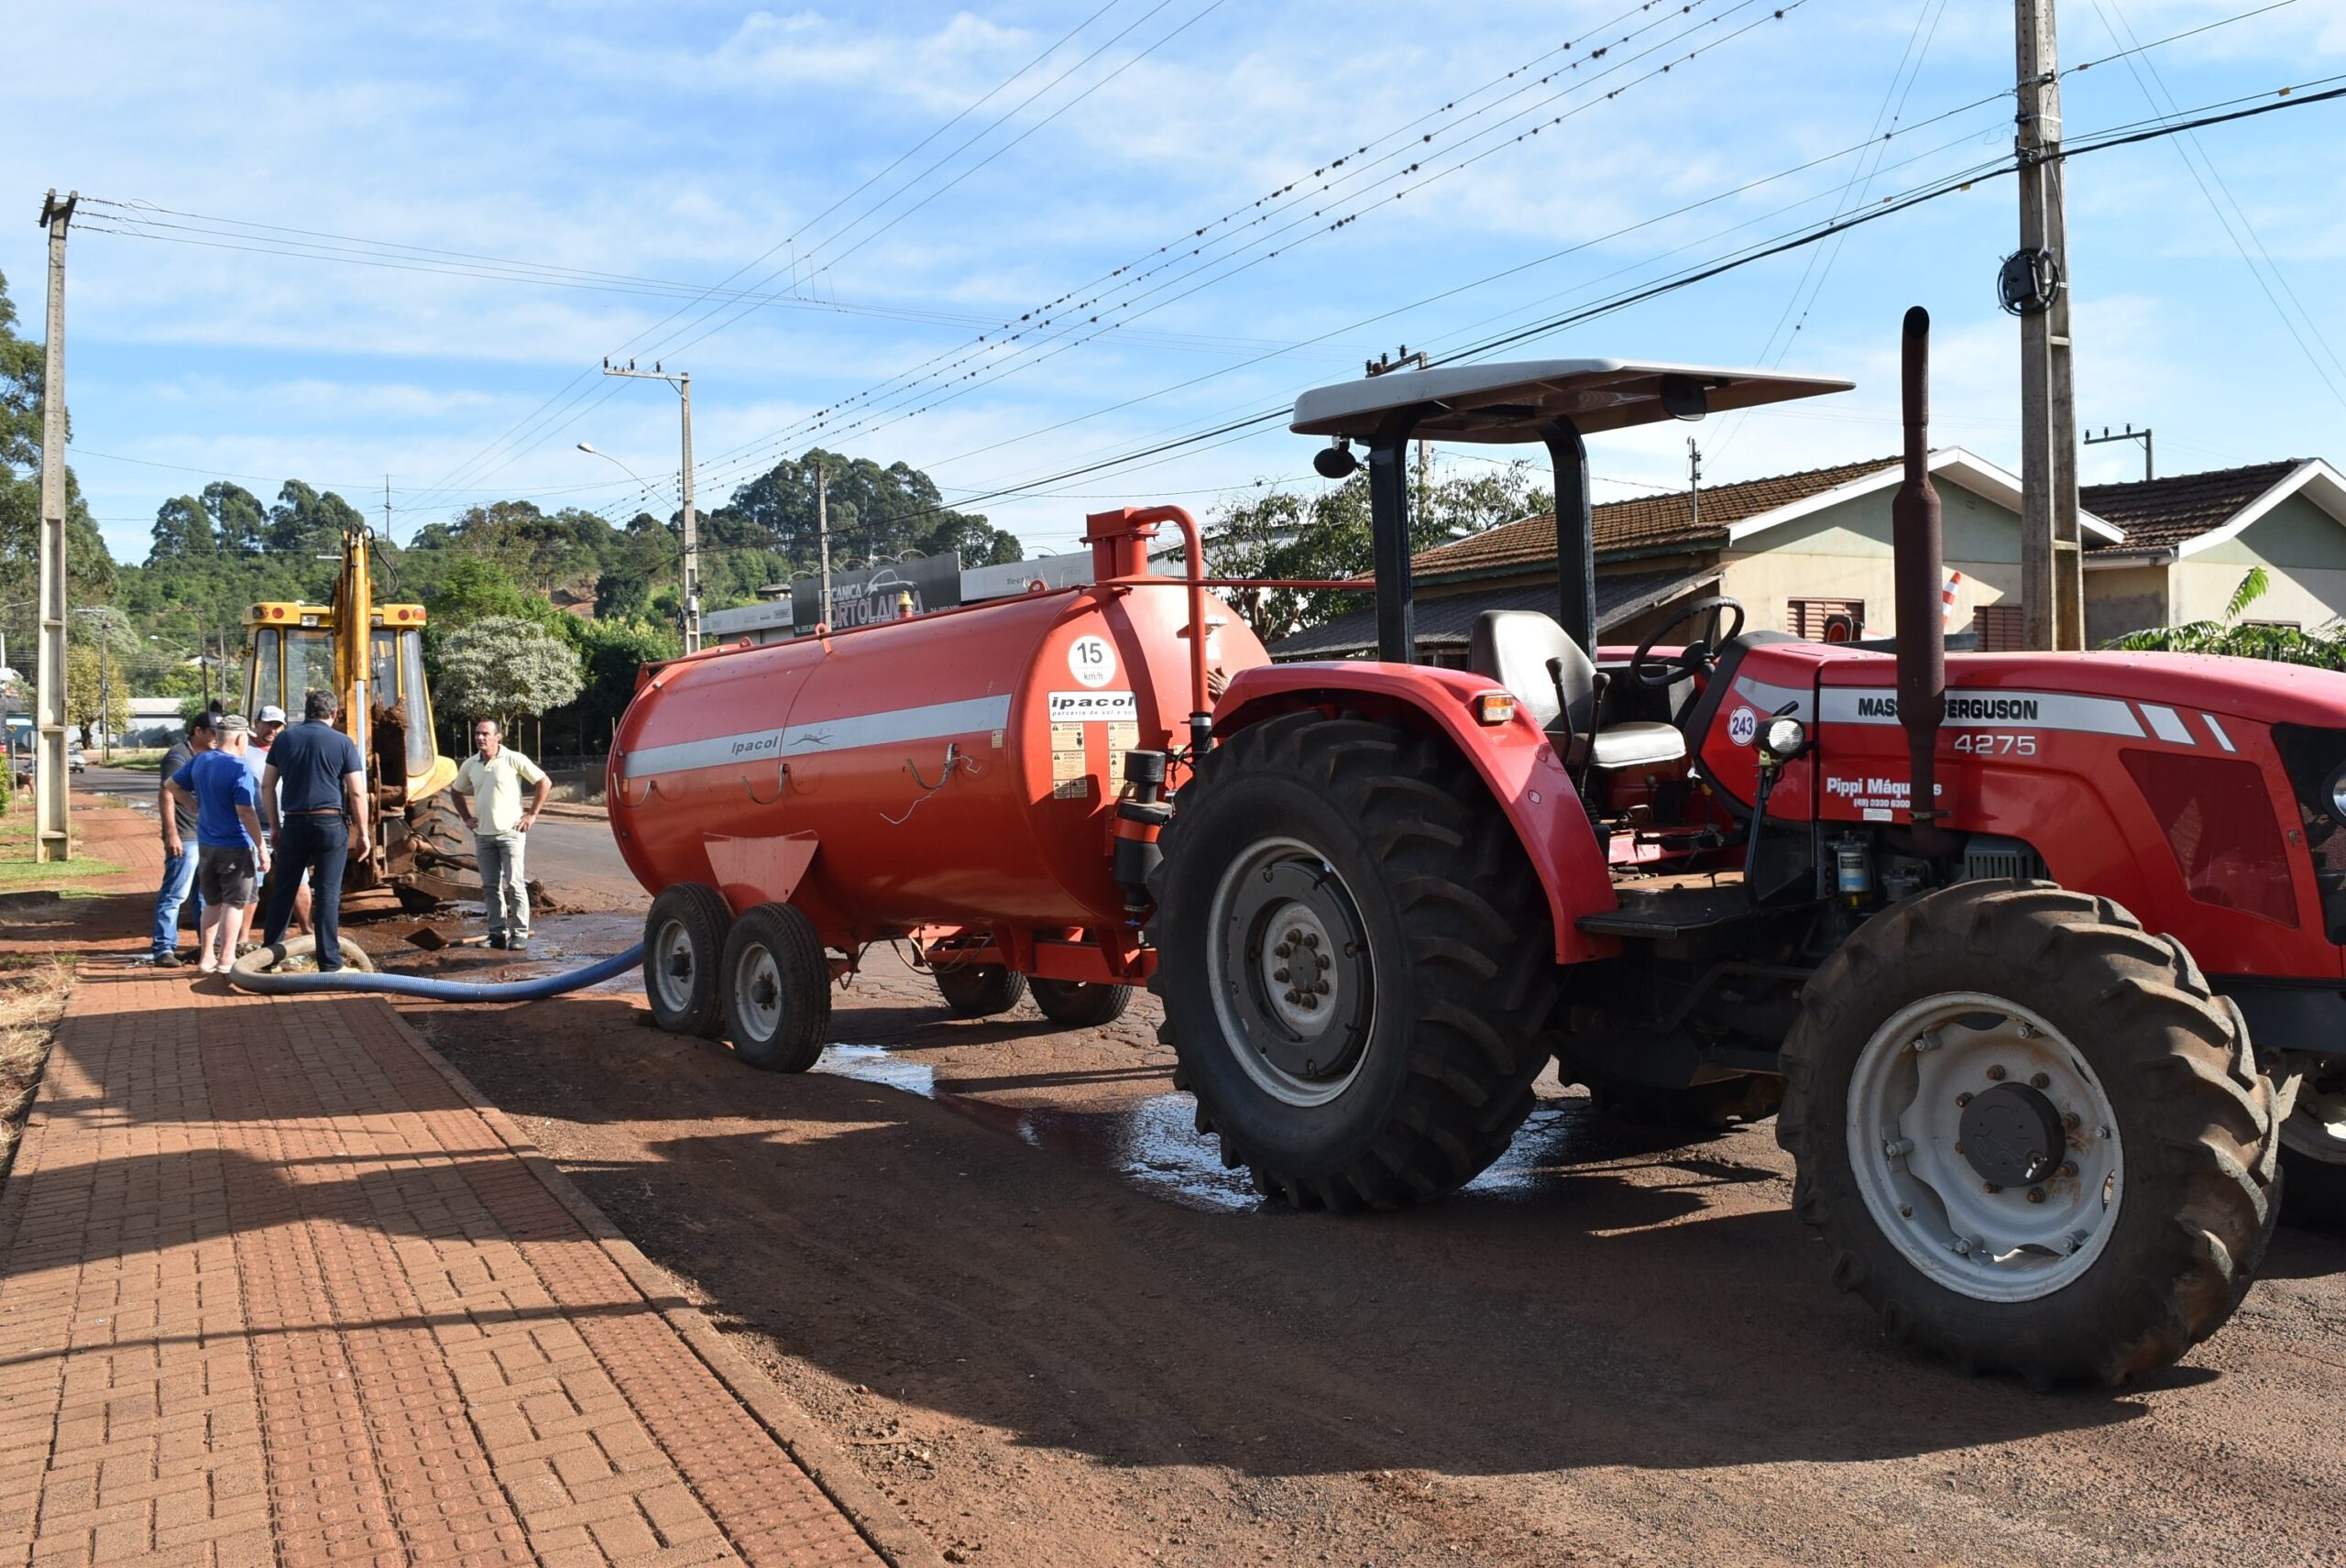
[2011,0,2085,650]
[33,191,74,862]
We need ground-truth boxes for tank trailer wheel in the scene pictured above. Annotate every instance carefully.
[1779,880,2281,1387]
[2279,1072,2346,1229]
[1030,979,1134,1028]
[1148,711,1557,1211]
[720,903,831,1072]
[643,883,732,1039]
[933,963,1029,1018]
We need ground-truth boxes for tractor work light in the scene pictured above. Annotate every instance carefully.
[1472,690,1517,726]
[1763,717,1808,759]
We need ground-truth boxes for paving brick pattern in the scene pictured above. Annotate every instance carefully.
[0,948,883,1568]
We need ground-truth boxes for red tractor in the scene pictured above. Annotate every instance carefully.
[1145,310,2318,1386]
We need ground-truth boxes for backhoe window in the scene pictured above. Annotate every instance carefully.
[399,630,433,778]
[284,629,335,717]
[249,629,281,716]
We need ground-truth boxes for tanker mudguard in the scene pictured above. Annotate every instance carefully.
[1212,663,1622,964]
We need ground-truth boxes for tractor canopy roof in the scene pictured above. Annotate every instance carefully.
[1290,359,1853,443]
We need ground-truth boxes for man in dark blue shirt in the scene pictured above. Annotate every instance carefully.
[260,688,369,971]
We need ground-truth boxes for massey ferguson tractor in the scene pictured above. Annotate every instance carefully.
[1146,309,2317,1388]
[612,309,2332,1387]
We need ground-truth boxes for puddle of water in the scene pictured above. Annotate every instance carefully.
[807,1042,1610,1214]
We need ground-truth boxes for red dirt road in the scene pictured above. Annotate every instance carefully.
[402,930,2346,1568]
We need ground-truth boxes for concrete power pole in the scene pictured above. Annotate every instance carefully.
[2010,0,2085,651]
[815,460,833,628]
[603,360,699,652]
[33,190,75,863]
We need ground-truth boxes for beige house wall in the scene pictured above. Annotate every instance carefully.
[2083,563,2171,646]
[1716,483,2023,636]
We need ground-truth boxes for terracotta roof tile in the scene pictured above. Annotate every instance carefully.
[2079,459,2302,552]
[1412,455,1899,577]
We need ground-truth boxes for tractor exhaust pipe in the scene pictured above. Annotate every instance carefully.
[1892,306,1953,854]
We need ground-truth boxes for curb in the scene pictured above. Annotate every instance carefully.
[367,993,948,1568]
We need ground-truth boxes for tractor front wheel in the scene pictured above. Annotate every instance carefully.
[1779,880,2280,1387]
[1148,711,1556,1210]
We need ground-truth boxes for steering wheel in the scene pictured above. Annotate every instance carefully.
[1628,595,1747,688]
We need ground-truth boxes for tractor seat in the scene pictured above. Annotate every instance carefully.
[1468,609,1687,772]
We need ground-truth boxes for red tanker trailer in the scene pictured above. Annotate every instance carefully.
[609,505,1266,1068]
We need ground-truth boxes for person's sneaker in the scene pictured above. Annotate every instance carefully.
[487,933,508,949]
[510,933,531,951]
[149,950,182,969]
[317,962,346,974]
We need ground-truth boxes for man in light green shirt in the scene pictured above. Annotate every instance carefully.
[452,719,552,949]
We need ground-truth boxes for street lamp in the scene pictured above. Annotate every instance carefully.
[577,442,656,504]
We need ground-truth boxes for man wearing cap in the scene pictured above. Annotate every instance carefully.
[246,705,310,936]
[452,718,549,950]
[166,716,271,974]
[149,710,215,968]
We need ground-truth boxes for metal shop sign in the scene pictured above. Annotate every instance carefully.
[792,552,962,634]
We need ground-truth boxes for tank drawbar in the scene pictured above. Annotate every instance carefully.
[229,934,646,1002]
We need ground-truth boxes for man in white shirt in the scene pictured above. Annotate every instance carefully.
[451,719,551,950]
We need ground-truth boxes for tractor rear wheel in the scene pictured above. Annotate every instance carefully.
[1031,979,1133,1027]
[720,902,830,1072]
[2279,1073,2346,1228]
[1778,880,2280,1387]
[643,883,731,1038]
[1148,711,1557,1210]
[934,963,1028,1018]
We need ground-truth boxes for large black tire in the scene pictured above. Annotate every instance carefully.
[407,788,476,872]
[1147,710,1557,1211]
[719,902,831,1072]
[1030,979,1134,1028]
[643,883,732,1039]
[934,963,1028,1018]
[1778,880,2281,1387]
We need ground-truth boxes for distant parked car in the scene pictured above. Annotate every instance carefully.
[67,749,86,773]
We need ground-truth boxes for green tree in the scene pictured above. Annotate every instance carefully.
[435,616,584,731]
[64,643,129,743]
[2106,567,2346,669]
[201,481,269,557]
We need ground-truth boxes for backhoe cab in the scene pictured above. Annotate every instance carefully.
[1149,313,2311,1387]
[245,521,475,910]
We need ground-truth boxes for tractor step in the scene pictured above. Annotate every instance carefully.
[1579,881,1758,938]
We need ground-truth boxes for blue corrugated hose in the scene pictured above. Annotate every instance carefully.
[229,937,643,1002]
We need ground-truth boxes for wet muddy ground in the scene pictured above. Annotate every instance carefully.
[389,911,2346,1568]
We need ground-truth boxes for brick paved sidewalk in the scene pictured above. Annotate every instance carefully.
[0,934,915,1566]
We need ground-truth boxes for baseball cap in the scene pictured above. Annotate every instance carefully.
[257,705,286,724]
[217,714,252,735]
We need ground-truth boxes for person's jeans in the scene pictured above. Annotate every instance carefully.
[265,814,349,969]
[151,844,203,956]
[476,831,530,938]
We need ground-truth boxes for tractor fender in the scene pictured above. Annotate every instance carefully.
[1212,663,1621,964]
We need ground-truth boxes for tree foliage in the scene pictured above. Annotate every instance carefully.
[1204,463,1551,641]
[0,269,117,653]
[64,644,130,741]
[434,616,585,728]
[2105,566,2346,669]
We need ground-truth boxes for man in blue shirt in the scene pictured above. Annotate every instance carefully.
[149,711,214,967]
[261,688,368,972]
[165,715,271,974]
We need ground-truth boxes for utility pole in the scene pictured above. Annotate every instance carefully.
[96,634,109,763]
[2085,423,2153,482]
[33,190,75,862]
[604,359,699,652]
[2009,0,2084,651]
[1687,437,1703,533]
[815,459,833,628]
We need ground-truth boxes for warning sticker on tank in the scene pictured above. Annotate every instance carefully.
[1050,723,1088,796]
[1107,721,1140,759]
[1047,690,1138,722]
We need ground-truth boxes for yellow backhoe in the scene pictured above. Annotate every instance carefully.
[243,521,476,911]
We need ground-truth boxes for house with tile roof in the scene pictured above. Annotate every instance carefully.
[2080,459,2346,643]
[1273,448,2123,663]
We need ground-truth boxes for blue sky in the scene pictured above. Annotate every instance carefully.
[6,0,2345,571]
